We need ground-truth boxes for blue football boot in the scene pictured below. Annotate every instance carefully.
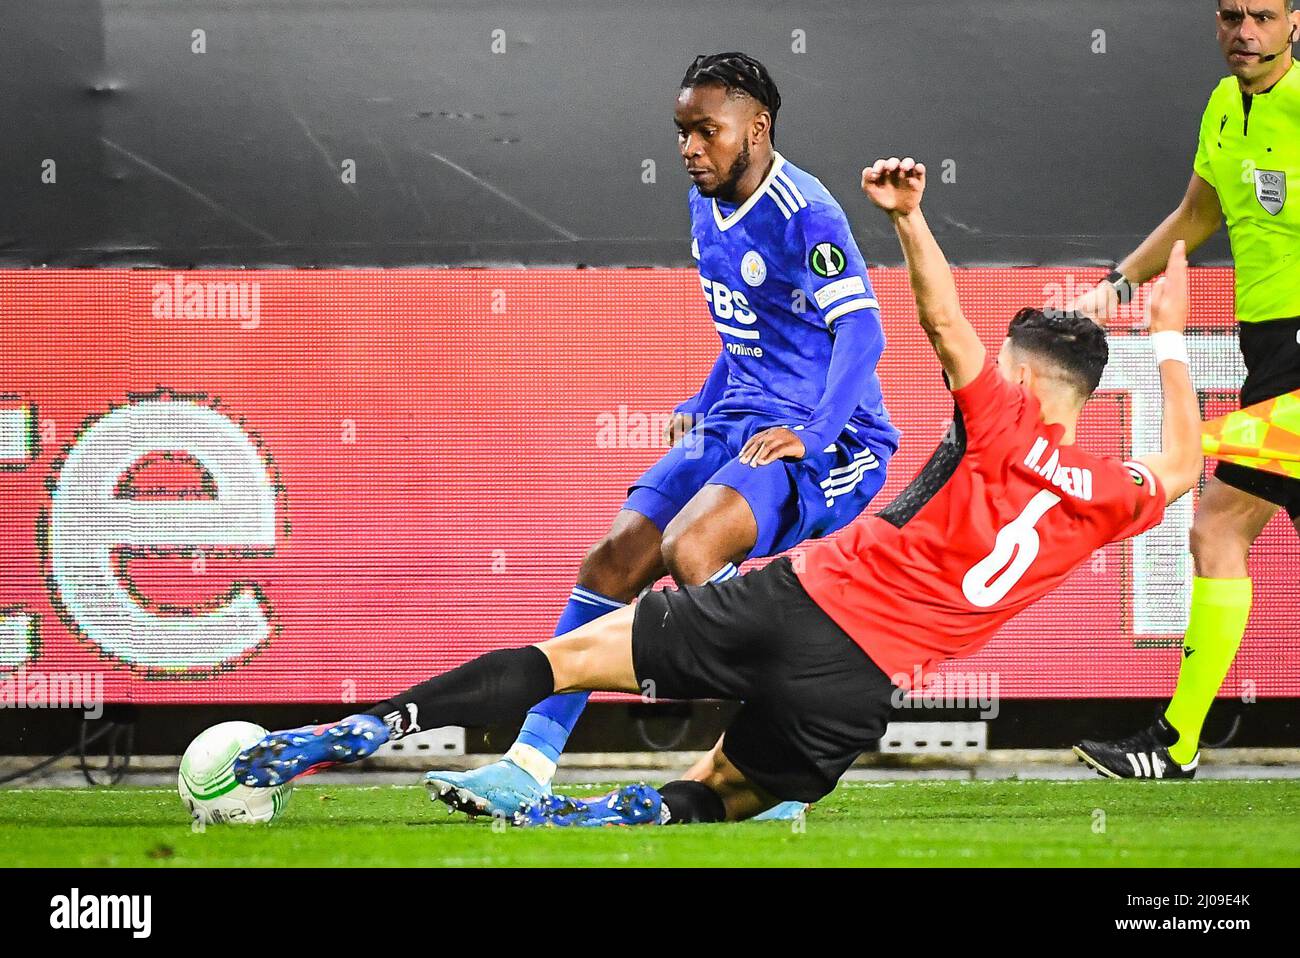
[424,758,549,818]
[513,783,665,828]
[234,714,388,787]
[751,800,809,822]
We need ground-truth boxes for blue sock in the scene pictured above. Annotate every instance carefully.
[509,585,627,779]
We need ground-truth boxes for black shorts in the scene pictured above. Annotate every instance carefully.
[631,557,897,803]
[1214,317,1300,521]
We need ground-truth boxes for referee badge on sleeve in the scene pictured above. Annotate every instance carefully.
[1254,169,1286,216]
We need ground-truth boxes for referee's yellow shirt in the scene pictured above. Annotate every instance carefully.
[1194,61,1300,323]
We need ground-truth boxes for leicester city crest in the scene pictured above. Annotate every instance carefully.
[740,250,767,286]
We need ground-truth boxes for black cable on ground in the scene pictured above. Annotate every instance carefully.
[79,718,135,786]
[0,721,117,787]
[1202,712,1244,750]
[633,713,692,751]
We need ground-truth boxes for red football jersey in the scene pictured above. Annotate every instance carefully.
[796,359,1167,689]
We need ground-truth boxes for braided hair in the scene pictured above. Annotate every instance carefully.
[1008,307,1109,399]
[680,52,782,144]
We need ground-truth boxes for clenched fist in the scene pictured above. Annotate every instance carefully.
[862,156,926,216]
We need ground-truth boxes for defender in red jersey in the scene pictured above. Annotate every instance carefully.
[239,159,1203,825]
[796,328,1172,688]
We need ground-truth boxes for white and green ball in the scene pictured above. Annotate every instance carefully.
[178,721,292,825]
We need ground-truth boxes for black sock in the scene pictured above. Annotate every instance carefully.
[659,779,726,824]
[364,646,554,739]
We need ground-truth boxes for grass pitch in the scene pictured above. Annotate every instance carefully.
[2,779,1298,867]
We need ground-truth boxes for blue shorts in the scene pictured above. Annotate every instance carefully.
[623,412,890,558]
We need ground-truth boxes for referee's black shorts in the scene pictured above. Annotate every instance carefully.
[631,556,897,803]
[1215,317,1300,521]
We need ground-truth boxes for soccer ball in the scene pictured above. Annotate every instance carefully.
[178,721,292,825]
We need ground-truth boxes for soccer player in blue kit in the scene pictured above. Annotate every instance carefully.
[423,52,899,818]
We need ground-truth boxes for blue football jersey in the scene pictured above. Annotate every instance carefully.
[684,152,898,455]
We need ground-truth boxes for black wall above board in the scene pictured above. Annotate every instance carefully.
[2,0,1238,267]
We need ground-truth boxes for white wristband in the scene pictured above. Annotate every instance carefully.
[1150,331,1189,366]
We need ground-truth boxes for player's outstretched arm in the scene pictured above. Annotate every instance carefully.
[667,350,728,444]
[1134,240,1203,504]
[1070,173,1222,327]
[862,157,985,390]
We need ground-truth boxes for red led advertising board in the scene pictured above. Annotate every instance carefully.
[0,268,1294,702]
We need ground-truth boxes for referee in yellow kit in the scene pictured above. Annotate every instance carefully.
[1072,0,1300,779]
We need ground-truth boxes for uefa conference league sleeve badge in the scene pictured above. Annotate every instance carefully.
[809,242,846,278]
